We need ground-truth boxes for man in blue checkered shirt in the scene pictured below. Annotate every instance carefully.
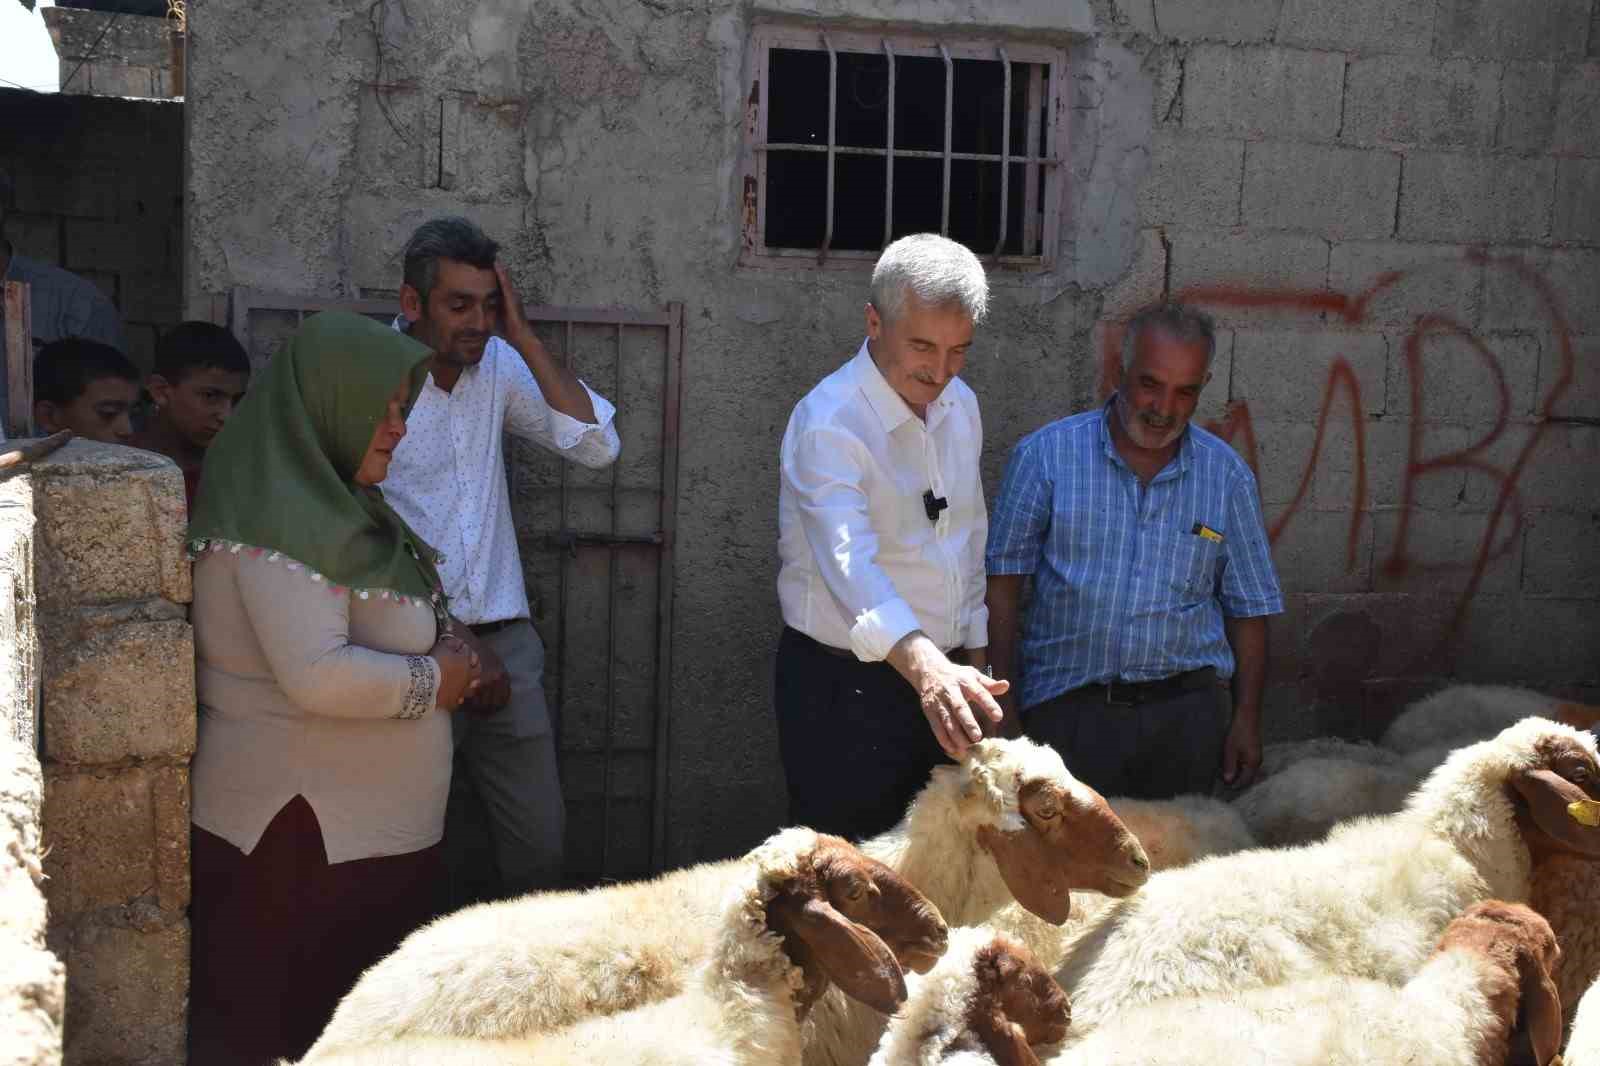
[985,303,1284,799]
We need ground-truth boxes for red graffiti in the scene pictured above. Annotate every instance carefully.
[1101,251,1578,641]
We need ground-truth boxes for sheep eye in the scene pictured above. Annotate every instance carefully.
[843,880,866,902]
[1034,804,1059,821]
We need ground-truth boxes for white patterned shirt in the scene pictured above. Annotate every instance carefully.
[383,328,621,625]
[778,341,989,661]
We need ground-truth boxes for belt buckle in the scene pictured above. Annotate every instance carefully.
[1104,681,1139,707]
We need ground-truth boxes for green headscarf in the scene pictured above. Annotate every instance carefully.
[188,311,445,614]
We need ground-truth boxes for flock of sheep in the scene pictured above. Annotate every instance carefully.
[280,684,1600,1066]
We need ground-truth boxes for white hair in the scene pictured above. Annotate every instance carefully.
[869,234,989,326]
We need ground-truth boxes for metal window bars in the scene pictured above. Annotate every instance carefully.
[745,27,1067,269]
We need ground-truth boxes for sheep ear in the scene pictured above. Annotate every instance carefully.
[769,895,907,1015]
[1516,947,1564,1066]
[976,824,1072,925]
[975,1012,1044,1066]
[1511,768,1600,857]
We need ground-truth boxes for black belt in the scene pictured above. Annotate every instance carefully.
[1063,667,1217,707]
[468,618,521,637]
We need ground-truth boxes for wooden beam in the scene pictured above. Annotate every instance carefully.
[2,281,32,439]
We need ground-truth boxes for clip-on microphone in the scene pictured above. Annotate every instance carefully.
[923,489,949,523]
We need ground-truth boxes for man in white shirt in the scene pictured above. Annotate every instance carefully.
[384,217,621,904]
[776,233,1009,842]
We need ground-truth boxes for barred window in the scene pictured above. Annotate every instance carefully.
[741,26,1067,270]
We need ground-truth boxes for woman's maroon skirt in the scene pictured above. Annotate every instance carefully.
[188,795,444,1065]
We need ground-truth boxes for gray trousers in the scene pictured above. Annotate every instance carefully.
[444,620,565,907]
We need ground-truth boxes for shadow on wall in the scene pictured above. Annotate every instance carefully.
[1100,251,1587,652]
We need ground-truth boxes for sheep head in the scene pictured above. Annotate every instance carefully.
[963,931,1071,1066]
[961,738,1150,924]
[1435,900,1563,1066]
[1501,723,1600,861]
[765,834,947,1015]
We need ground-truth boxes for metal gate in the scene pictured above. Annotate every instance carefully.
[229,290,684,881]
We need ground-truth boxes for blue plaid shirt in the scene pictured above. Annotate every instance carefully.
[986,400,1284,710]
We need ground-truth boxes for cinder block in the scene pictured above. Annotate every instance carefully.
[1326,241,1481,329]
[1230,419,1313,507]
[41,620,194,765]
[82,61,162,100]
[1398,152,1555,242]
[1182,45,1345,140]
[1151,0,1280,42]
[1101,228,1168,320]
[1555,159,1600,244]
[1498,63,1559,151]
[1543,334,1600,419]
[1242,142,1400,239]
[9,166,119,220]
[1554,63,1600,155]
[1508,423,1600,511]
[1361,420,1471,510]
[1341,57,1498,149]
[1264,506,1374,594]
[1276,0,1433,54]
[1434,0,1591,60]
[42,767,161,917]
[2,213,61,266]
[1524,511,1600,597]
[1245,417,1374,512]
[1386,330,1539,422]
[1232,329,1388,418]
[1370,508,1522,596]
[31,442,191,612]
[1456,596,1600,682]
[1168,229,1330,326]
[1302,593,1463,681]
[51,919,187,1066]
[1481,248,1600,335]
[1138,131,1243,226]
[119,266,182,325]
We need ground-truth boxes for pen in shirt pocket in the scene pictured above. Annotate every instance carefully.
[1191,522,1225,544]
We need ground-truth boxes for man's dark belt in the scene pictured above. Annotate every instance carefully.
[468,618,520,637]
[1063,667,1217,707]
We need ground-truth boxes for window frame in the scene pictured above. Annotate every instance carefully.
[739,23,1069,272]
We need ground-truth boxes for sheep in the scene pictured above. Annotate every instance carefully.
[1258,736,1399,779]
[878,901,1564,1066]
[308,738,1150,1055]
[290,828,946,1066]
[1382,684,1600,757]
[866,926,1068,1066]
[987,794,1258,974]
[1052,717,1600,1030]
[1231,755,1419,846]
[1565,974,1600,1066]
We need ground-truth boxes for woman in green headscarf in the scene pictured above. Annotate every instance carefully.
[186,312,480,1065]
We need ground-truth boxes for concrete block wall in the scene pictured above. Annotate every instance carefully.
[1111,0,1600,736]
[33,441,192,1066]
[42,8,185,101]
[0,89,185,372]
[0,477,63,1066]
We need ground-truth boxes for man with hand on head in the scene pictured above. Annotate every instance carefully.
[986,302,1283,800]
[383,216,621,905]
[775,233,1008,843]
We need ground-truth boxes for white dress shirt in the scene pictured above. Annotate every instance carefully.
[778,341,989,662]
[384,331,621,626]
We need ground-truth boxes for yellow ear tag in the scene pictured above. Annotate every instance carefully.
[1567,800,1600,827]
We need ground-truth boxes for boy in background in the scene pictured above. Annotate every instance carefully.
[131,322,251,512]
[33,337,141,446]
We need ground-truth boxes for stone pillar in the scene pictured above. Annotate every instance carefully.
[33,441,193,1066]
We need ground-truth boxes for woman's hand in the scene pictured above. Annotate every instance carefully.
[432,634,482,710]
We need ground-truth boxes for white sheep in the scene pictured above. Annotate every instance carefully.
[987,793,1258,973]
[866,926,1067,1066]
[1053,717,1600,1030]
[290,828,945,1066]
[308,738,1150,1055]
[876,901,1565,1066]
[1381,684,1600,756]
[1258,736,1399,779]
[1565,974,1600,1066]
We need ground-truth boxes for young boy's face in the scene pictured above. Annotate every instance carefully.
[149,367,249,449]
[35,377,139,444]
